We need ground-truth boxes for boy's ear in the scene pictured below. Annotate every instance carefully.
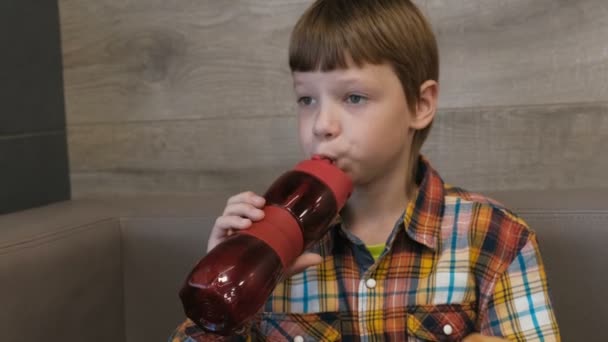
[410,80,438,130]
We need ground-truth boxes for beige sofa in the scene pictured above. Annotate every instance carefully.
[1,190,606,342]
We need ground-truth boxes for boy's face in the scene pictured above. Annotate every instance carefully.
[292,60,421,186]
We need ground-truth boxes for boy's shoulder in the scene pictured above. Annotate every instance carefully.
[441,183,535,275]
[442,183,533,237]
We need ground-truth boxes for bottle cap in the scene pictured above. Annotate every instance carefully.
[293,156,353,209]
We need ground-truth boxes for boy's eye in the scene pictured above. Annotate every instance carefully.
[297,97,314,106]
[298,96,312,106]
[298,96,314,106]
[346,94,366,104]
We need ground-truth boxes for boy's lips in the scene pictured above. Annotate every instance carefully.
[313,154,349,172]
[313,154,337,164]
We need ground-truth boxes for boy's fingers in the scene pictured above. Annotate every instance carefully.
[227,191,265,207]
[214,216,252,233]
[208,217,252,252]
[223,203,265,220]
[226,192,252,205]
[286,253,323,277]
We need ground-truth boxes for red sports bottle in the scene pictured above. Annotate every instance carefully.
[179,155,353,335]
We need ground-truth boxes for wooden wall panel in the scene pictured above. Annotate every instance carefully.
[59,0,608,197]
[69,103,608,197]
[60,0,306,124]
[420,0,608,108]
[424,103,608,191]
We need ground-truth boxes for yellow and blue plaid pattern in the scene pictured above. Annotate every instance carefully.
[171,156,560,341]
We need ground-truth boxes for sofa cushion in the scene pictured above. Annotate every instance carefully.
[0,214,124,342]
[1,190,607,342]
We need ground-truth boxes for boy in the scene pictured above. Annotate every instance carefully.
[171,0,560,340]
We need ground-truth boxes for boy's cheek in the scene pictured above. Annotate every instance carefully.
[297,135,315,157]
[297,122,311,143]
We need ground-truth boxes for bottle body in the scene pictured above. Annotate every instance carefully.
[179,158,352,335]
[263,171,339,248]
[179,234,283,334]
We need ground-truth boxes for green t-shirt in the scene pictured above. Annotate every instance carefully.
[366,243,385,261]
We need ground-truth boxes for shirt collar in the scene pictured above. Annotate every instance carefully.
[329,154,445,251]
[401,155,445,251]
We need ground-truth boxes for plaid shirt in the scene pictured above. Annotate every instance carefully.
[170,156,560,341]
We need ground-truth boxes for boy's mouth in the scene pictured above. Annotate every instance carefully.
[312,154,337,164]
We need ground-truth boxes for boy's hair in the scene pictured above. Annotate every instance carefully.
[289,0,439,193]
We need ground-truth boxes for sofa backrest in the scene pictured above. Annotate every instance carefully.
[0,201,125,342]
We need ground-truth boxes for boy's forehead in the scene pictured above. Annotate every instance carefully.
[293,70,361,83]
[292,63,393,87]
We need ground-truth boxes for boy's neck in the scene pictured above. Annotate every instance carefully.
[341,163,416,245]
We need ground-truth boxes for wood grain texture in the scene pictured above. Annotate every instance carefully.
[69,103,608,197]
[68,117,302,171]
[423,103,608,191]
[59,0,608,197]
[68,116,302,197]
[59,0,608,125]
[59,0,307,124]
[417,0,608,108]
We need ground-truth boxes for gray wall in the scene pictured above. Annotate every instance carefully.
[59,0,608,198]
[1,0,70,214]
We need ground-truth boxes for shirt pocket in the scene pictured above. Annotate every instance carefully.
[255,312,341,342]
[406,303,477,342]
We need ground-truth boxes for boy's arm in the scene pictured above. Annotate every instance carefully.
[480,234,561,341]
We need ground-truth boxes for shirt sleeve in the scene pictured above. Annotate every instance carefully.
[168,319,252,342]
[168,312,341,341]
[168,320,193,342]
[480,234,561,341]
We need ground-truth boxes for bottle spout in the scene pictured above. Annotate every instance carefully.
[311,154,335,164]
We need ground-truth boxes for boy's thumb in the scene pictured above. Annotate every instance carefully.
[286,252,323,277]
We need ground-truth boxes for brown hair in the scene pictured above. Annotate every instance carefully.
[289,0,439,194]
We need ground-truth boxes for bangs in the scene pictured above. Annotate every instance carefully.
[288,1,388,72]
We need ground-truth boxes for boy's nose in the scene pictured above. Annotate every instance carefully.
[313,105,341,140]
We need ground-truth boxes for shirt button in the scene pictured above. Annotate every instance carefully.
[443,324,453,336]
[365,278,377,289]
[294,336,304,342]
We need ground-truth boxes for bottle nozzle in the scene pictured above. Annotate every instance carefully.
[312,154,335,164]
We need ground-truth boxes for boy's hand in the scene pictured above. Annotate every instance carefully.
[208,191,266,252]
[209,191,323,277]
[463,334,509,342]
